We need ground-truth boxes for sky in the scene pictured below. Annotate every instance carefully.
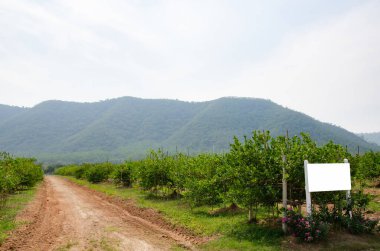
[0,0,379,133]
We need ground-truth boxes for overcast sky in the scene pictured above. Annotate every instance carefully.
[0,0,379,133]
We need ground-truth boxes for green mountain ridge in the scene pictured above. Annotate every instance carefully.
[0,97,378,164]
[0,104,27,122]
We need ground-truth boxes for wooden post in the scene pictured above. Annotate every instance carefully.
[282,131,289,233]
[304,160,312,216]
[282,154,287,233]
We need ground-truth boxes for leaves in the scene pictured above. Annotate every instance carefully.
[0,152,43,206]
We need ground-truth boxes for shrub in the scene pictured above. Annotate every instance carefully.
[138,150,174,193]
[13,158,44,188]
[311,190,378,235]
[111,163,133,187]
[182,154,225,207]
[0,152,43,208]
[74,166,86,179]
[283,208,329,242]
[84,163,113,183]
[341,210,378,234]
[339,190,379,234]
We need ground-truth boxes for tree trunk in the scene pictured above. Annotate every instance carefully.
[248,205,253,222]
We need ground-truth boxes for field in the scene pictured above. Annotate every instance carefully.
[1,131,380,250]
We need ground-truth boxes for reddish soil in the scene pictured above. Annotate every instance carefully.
[0,176,201,251]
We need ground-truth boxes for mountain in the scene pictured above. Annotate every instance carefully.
[0,104,27,123]
[358,132,380,146]
[0,97,378,164]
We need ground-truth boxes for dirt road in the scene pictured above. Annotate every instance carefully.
[1,176,196,251]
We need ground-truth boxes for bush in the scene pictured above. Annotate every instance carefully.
[84,163,113,183]
[182,154,225,207]
[310,190,378,235]
[341,210,378,234]
[138,150,174,193]
[74,166,86,179]
[13,158,44,188]
[111,163,133,187]
[339,190,378,234]
[0,152,43,207]
[283,208,329,242]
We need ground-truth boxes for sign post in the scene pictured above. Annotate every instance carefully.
[344,159,352,218]
[304,159,351,217]
[304,160,312,215]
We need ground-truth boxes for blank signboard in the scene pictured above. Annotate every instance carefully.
[305,163,351,192]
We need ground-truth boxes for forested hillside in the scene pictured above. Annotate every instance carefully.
[358,132,380,146]
[0,97,378,163]
[0,104,26,123]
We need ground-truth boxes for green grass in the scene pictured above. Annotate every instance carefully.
[368,200,380,212]
[0,185,39,244]
[366,188,380,213]
[63,177,283,250]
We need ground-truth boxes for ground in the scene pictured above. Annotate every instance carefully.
[0,176,197,251]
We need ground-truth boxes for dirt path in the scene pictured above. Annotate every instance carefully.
[0,176,196,251]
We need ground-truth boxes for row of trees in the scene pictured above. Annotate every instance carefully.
[55,131,380,222]
[0,152,44,207]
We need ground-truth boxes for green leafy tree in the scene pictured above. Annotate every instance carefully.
[182,154,225,207]
[226,131,281,222]
[138,149,174,195]
[84,162,113,183]
[111,162,135,187]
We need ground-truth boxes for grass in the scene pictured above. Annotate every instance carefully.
[63,177,380,251]
[366,188,380,213]
[55,241,78,251]
[368,200,380,212]
[0,185,39,244]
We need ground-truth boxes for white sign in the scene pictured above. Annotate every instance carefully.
[305,163,351,192]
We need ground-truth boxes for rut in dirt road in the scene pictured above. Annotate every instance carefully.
[0,176,196,251]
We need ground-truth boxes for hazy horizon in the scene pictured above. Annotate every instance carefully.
[1,0,379,133]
